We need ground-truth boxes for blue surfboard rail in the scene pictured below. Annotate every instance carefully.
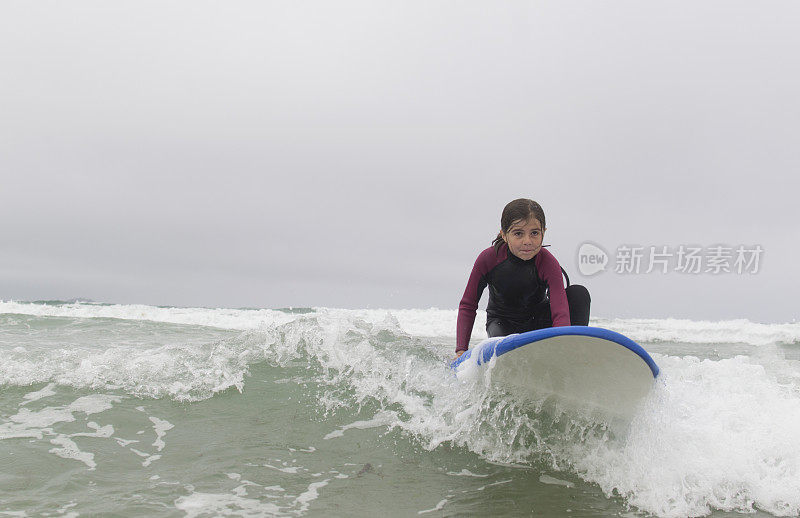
[452,325,659,378]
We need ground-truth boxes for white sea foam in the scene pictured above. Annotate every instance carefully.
[561,355,800,517]
[142,454,161,467]
[264,464,304,475]
[173,476,329,517]
[231,479,261,497]
[56,502,78,518]
[1,395,122,441]
[293,479,330,514]
[1,396,123,474]
[322,410,399,440]
[149,416,173,452]
[539,474,574,488]
[130,447,161,467]
[417,498,447,514]
[0,335,253,401]
[0,300,296,331]
[71,422,114,438]
[446,469,489,477]
[7,407,76,431]
[68,395,122,415]
[174,491,282,517]
[595,316,800,346]
[476,479,513,491]
[20,383,57,406]
[49,435,96,469]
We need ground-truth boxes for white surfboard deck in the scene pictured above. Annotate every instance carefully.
[452,326,659,418]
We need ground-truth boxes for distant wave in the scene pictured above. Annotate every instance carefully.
[1,300,798,346]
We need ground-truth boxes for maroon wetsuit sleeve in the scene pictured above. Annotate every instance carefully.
[536,248,571,327]
[455,247,496,353]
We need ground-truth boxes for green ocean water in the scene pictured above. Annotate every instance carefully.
[1,302,798,517]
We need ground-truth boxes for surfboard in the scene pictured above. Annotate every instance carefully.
[451,326,659,418]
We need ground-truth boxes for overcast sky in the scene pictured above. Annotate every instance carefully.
[1,1,798,323]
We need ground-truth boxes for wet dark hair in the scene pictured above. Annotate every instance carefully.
[492,199,546,251]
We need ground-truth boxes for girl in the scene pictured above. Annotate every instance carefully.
[455,199,590,358]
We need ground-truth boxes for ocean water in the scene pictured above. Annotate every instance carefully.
[1,301,799,518]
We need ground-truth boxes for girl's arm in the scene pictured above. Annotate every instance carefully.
[536,248,571,326]
[455,248,493,353]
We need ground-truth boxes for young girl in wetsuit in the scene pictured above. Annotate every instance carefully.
[454,199,590,358]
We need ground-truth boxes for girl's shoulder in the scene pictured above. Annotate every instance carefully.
[474,244,508,271]
[478,243,508,259]
[535,247,562,269]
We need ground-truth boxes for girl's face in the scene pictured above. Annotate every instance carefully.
[502,217,545,260]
